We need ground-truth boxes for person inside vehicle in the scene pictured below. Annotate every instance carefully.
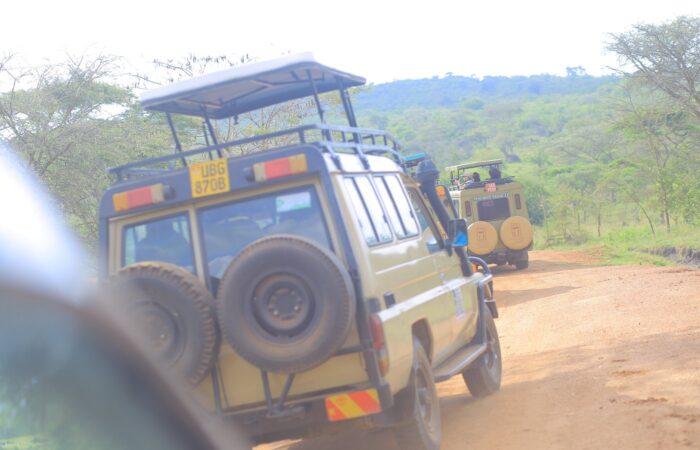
[472,172,481,182]
[489,166,501,179]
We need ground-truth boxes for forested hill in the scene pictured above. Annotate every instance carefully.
[354,72,619,111]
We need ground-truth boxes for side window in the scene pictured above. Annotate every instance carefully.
[407,189,442,254]
[123,214,195,272]
[382,175,419,238]
[344,177,392,245]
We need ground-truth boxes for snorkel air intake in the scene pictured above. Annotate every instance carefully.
[415,158,451,232]
[415,157,473,276]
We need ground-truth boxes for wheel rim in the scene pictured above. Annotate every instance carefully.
[415,365,440,438]
[133,302,185,364]
[483,323,501,379]
[251,273,315,339]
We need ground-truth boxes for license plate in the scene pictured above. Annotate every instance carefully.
[189,159,230,198]
[484,182,497,193]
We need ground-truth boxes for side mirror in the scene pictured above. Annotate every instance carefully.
[448,218,469,248]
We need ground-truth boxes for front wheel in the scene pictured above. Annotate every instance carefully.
[462,307,502,397]
[393,337,441,450]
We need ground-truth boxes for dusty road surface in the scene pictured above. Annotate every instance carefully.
[259,251,700,450]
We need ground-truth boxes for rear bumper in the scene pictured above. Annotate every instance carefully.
[481,247,529,265]
[233,382,393,442]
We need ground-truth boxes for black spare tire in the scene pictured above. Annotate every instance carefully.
[216,235,356,374]
[109,262,219,385]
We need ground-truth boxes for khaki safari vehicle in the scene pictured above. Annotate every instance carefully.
[99,54,501,449]
[447,160,533,270]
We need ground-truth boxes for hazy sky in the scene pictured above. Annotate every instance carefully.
[2,0,699,83]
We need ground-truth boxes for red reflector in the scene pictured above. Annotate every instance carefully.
[253,154,308,182]
[265,157,292,179]
[464,201,472,217]
[127,186,154,209]
[369,315,385,351]
[515,193,522,209]
[113,184,166,212]
[325,389,381,422]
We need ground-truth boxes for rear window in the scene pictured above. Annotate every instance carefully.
[477,197,510,221]
[199,186,331,284]
[122,214,195,272]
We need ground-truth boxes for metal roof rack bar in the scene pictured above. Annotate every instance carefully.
[108,123,404,181]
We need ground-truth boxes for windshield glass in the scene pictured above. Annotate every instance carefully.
[200,185,331,289]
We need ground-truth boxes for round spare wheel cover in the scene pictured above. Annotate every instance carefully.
[467,221,498,255]
[109,262,219,385]
[499,216,533,250]
[216,235,356,374]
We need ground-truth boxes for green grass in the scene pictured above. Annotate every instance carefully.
[534,223,700,266]
[0,435,42,450]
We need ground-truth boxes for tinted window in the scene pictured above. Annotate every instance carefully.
[344,177,392,245]
[344,178,378,245]
[200,186,330,281]
[478,197,510,221]
[374,176,407,238]
[384,175,419,237]
[123,214,194,272]
[354,177,392,243]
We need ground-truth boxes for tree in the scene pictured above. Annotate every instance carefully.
[607,16,700,120]
[0,55,173,244]
[611,84,699,232]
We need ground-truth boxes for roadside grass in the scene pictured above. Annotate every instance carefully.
[534,223,700,266]
[0,435,39,450]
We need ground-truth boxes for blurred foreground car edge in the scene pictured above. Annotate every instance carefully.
[0,145,249,449]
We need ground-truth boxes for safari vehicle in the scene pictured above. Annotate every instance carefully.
[99,54,501,449]
[447,160,533,270]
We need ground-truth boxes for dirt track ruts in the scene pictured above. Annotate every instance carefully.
[259,251,700,449]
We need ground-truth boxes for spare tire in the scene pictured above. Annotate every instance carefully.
[499,216,533,250]
[216,235,356,374]
[109,262,219,385]
[467,221,498,256]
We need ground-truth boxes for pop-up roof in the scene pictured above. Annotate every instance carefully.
[446,159,503,172]
[140,53,366,119]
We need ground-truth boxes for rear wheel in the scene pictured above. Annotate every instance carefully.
[393,337,441,450]
[514,252,529,270]
[462,307,501,397]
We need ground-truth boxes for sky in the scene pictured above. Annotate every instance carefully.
[2,0,699,83]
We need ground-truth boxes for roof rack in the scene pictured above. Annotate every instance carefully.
[109,123,403,181]
[445,159,503,173]
[111,54,405,182]
[447,177,514,192]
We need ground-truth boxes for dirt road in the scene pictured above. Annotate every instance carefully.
[262,251,700,449]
